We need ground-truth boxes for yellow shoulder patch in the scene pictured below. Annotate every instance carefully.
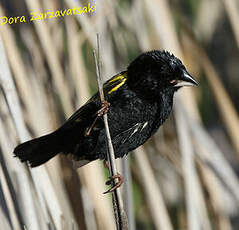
[106,72,127,95]
[109,74,125,83]
[108,78,126,94]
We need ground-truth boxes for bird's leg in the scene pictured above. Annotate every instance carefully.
[103,172,124,194]
[85,101,110,136]
[85,117,98,136]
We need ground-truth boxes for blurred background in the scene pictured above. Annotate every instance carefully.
[0,0,239,229]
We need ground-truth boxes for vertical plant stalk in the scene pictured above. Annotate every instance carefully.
[222,0,239,48]
[134,147,173,230]
[0,33,64,230]
[0,35,40,230]
[122,156,136,230]
[93,34,128,230]
[183,34,239,157]
[174,101,201,230]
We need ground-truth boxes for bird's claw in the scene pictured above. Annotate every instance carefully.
[85,101,110,136]
[97,101,110,117]
[103,173,123,194]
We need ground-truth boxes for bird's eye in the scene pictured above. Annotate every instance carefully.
[170,79,177,85]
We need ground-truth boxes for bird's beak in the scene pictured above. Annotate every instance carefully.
[174,70,199,87]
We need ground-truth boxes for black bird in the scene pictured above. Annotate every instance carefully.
[14,50,198,170]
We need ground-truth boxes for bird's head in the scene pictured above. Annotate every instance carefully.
[127,50,198,100]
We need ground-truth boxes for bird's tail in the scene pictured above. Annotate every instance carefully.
[14,131,62,167]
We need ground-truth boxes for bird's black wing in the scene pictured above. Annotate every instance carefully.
[62,71,128,127]
[60,71,130,165]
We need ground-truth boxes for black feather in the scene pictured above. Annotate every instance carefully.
[14,131,61,167]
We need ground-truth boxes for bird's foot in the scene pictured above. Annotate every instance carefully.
[103,173,123,194]
[85,101,110,137]
[97,101,110,117]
